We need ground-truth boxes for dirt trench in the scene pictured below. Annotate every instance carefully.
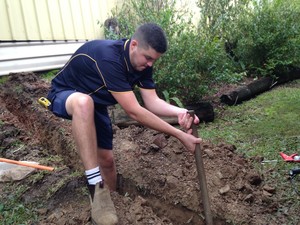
[0,73,283,225]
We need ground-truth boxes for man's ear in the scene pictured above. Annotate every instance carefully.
[131,39,139,47]
[130,40,139,53]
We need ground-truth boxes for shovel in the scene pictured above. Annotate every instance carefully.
[188,110,213,225]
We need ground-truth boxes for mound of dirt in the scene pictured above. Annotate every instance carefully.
[0,72,284,224]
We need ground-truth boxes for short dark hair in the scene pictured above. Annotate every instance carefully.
[132,23,168,53]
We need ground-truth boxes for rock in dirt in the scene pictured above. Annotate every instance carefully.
[203,148,214,158]
[244,194,255,203]
[263,184,276,194]
[219,184,231,195]
[0,162,36,181]
[153,134,168,149]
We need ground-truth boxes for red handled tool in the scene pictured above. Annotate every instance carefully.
[280,152,300,162]
[0,157,54,171]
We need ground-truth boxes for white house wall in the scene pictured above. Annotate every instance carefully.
[0,0,120,41]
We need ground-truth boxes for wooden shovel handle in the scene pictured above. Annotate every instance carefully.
[188,110,213,225]
[0,157,54,171]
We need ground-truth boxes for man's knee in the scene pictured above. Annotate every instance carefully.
[98,151,115,170]
[102,156,115,170]
[66,93,94,116]
[76,95,93,108]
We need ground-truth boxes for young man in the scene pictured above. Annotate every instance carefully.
[47,23,201,225]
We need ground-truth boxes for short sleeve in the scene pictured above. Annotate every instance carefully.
[137,73,156,89]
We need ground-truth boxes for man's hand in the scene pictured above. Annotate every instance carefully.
[178,131,202,153]
[178,112,200,134]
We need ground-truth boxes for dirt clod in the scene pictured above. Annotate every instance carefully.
[247,173,263,186]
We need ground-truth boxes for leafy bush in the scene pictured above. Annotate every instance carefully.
[155,32,243,104]
[197,0,251,40]
[229,0,300,76]
[154,30,208,104]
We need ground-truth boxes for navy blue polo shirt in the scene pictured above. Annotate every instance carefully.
[47,39,156,106]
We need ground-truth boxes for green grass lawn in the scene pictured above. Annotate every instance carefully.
[201,80,300,160]
[201,80,300,172]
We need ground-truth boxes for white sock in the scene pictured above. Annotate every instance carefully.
[85,166,102,185]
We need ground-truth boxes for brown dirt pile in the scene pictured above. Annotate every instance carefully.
[0,73,284,224]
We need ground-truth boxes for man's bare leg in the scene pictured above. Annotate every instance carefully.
[66,93,99,170]
[97,149,117,191]
[65,93,118,225]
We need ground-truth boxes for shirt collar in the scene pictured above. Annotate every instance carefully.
[124,39,134,73]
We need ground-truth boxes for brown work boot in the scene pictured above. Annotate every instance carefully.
[88,181,118,225]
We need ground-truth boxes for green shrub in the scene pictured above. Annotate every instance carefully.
[230,0,300,76]
[154,30,208,104]
[197,0,251,40]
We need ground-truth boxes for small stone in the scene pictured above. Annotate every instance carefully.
[263,190,273,197]
[136,196,147,206]
[37,208,48,215]
[263,184,276,194]
[235,158,246,166]
[261,195,273,204]
[225,144,236,152]
[203,149,214,158]
[202,143,210,149]
[173,169,183,178]
[166,175,179,188]
[47,210,64,221]
[173,147,183,154]
[140,147,150,154]
[219,184,230,195]
[235,181,245,191]
[149,144,160,152]
[244,194,254,203]
[153,134,168,149]
[216,171,224,179]
[227,151,233,157]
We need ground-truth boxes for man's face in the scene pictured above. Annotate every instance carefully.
[129,40,162,71]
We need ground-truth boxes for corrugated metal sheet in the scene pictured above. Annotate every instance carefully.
[0,0,120,41]
[0,41,85,76]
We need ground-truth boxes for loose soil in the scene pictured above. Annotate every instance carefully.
[0,72,295,225]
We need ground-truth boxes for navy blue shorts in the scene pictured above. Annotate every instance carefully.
[49,90,113,150]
